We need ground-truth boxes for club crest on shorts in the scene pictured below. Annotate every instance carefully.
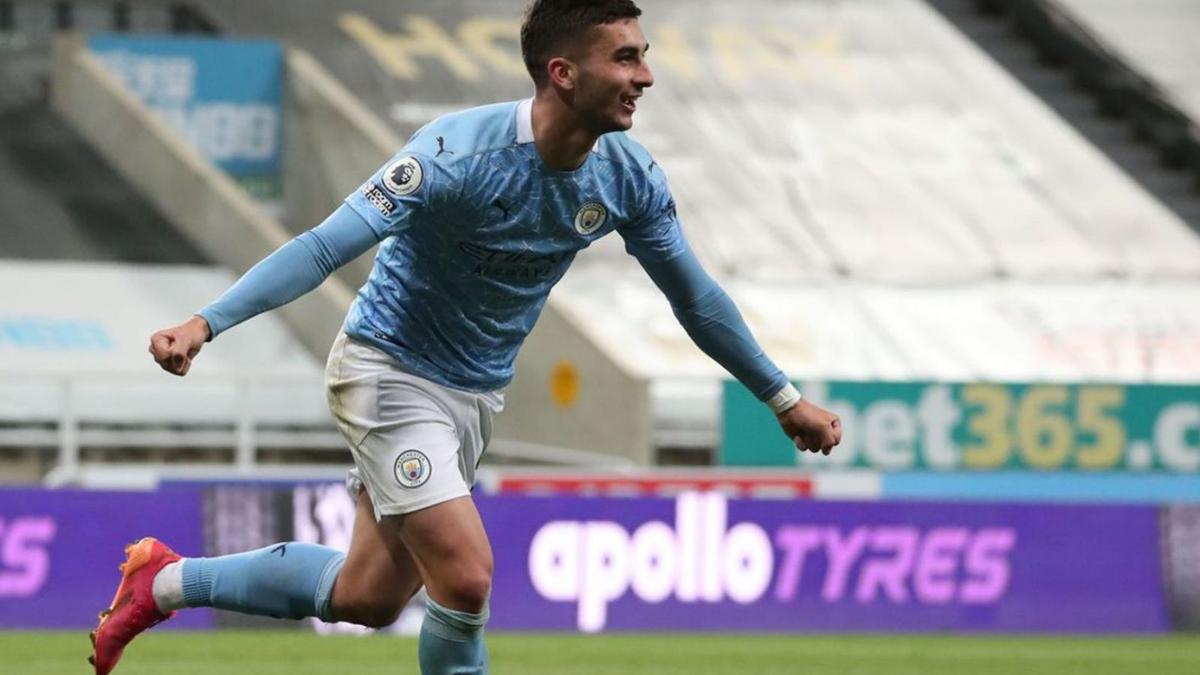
[383,156,423,197]
[394,449,431,488]
[573,201,607,235]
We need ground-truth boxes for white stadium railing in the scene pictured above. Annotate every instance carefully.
[0,369,635,488]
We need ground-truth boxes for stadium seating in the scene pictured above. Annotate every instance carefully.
[4,2,1199,648]
[552,0,1200,448]
[193,0,1200,278]
[1053,0,1200,123]
[2,0,1199,472]
[0,260,334,482]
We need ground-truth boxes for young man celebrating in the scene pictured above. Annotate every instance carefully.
[90,1,841,673]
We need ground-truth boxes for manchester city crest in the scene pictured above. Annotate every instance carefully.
[383,156,424,197]
[573,201,607,235]
[394,449,431,488]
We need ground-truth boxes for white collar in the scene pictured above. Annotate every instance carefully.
[516,98,534,144]
[515,97,601,151]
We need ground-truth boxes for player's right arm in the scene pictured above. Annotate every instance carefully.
[148,204,381,376]
[151,145,451,377]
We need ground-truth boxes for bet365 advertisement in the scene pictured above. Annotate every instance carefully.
[723,381,1200,473]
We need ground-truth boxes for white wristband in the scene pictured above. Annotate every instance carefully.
[766,383,801,415]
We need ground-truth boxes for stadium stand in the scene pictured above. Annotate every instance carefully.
[532,0,1200,450]
[1053,0,1200,126]
[173,1,1200,458]
[4,2,1199,650]
[195,0,1200,281]
[0,1,209,262]
[4,0,1200,480]
[0,260,333,482]
[930,0,1200,228]
[0,2,340,483]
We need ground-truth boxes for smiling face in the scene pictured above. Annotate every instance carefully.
[564,18,654,134]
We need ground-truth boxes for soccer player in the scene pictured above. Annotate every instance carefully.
[89,1,842,673]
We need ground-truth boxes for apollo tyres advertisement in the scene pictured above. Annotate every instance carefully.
[0,486,1184,633]
[483,493,1166,633]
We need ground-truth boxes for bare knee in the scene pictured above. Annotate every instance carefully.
[436,561,493,614]
[398,495,494,614]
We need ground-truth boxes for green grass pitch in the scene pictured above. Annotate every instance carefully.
[6,631,1199,674]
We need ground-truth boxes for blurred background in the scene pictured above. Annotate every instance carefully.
[2,0,1199,668]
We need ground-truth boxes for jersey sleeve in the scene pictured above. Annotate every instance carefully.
[618,165,688,264]
[343,147,457,239]
[638,242,790,402]
[197,204,380,339]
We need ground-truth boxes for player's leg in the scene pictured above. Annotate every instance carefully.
[88,537,182,674]
[149,535,345,622]
[156,478,429,627]
[90,512,350,675]
[327,487,424,627]
[329,332,497,673]
[342,439,493,674]
[89,486,428,674]
[395,495,493,674]
[89,488,428,674]
[90,529,347,674]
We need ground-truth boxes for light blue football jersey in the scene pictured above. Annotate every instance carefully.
[342,99,685,392]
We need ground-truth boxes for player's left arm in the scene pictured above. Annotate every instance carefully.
[637,245,841,455]
[619,155,839,454]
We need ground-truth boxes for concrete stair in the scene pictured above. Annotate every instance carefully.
[927,0,1200,232]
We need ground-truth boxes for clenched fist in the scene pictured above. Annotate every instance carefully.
[148,316,212,376]
[777,398,842,455]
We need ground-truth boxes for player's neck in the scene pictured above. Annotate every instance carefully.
[531,93,598,171]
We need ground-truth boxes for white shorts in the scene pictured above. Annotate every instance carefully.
[325,331,504,520]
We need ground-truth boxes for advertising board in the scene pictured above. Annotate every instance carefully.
[485,493,1166,633]
[0,488,210,629]
[89,35,283,203]
[723,381,1200,474]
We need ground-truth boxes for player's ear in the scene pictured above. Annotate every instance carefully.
[547,56,576,90]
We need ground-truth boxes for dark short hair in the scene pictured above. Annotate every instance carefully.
[520,0,643,87]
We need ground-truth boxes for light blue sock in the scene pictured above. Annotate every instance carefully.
[419,598,489,675]
[181,543,345,622]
